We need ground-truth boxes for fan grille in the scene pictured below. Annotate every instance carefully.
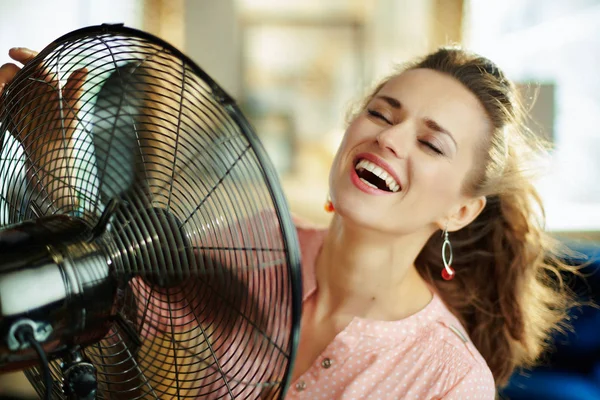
[1,24,301,399]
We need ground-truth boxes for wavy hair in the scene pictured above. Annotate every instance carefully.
[352,47,581,386]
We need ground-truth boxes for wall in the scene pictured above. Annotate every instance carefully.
[0,0,142,66]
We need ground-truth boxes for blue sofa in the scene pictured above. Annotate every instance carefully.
[500,238,600,400]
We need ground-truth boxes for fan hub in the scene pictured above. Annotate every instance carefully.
[109,203,192,287]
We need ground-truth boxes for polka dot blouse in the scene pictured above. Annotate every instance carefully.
[287,222,497,399]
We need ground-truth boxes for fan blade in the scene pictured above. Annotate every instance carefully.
[92,63,143,203]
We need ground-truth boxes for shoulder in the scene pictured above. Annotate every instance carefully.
[438,337,495,397]
[422,297,496,398]
[292,213,328,233]
[292,214,328,252]
[291,214,327,299]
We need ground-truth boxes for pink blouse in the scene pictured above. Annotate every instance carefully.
[286,221,496,399]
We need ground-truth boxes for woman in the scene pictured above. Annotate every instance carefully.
[0,46,578,399]
[286,47,578,399]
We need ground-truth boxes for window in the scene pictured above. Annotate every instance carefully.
[464,0,600,232]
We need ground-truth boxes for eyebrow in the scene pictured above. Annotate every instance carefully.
[424,118,457,148]
[375,95,402,108]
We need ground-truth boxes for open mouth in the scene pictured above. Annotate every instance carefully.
[354,159,400,192]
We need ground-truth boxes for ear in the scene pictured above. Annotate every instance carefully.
[437,195,487,232]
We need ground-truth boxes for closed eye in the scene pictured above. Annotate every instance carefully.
[367,109,392,125]
[419,140,444,156]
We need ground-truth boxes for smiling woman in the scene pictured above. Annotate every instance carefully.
[286,46,581,399]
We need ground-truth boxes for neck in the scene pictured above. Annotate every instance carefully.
[314,214,434,322]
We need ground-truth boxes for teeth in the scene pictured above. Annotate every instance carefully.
[355,159,400,192]
[360,177,378,189]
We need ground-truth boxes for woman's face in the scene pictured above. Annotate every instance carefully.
[329,68,490,235]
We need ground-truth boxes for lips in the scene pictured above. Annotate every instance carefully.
[355,159,400,192]
[351,153,402,194]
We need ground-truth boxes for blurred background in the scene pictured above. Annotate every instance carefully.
[0,0,599,398]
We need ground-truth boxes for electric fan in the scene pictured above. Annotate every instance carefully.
[0,24,302,399]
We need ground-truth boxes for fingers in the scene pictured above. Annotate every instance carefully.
[63,67,88,117]
[8,47,38,65]
[0,48,39,95]
[8,47,51,85]
[0,63,20,93]
[63,67,88,101]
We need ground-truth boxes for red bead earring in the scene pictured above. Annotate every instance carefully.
[441,228,455,280]
[324,197,335,213]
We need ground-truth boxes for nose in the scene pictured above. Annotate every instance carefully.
[375,123,412,158]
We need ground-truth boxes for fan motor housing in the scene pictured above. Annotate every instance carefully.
[0,215,118,371]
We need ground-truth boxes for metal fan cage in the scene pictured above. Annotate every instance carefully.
[0,24,301,399]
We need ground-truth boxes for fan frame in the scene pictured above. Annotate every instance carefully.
[3,22,304,399]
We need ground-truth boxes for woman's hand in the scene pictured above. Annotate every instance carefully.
[0,47,88,143]
[0,47,88,213]
[0,48,26,92]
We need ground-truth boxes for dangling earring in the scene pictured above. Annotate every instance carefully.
[441,227,455,280]
[324,195,335,213]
